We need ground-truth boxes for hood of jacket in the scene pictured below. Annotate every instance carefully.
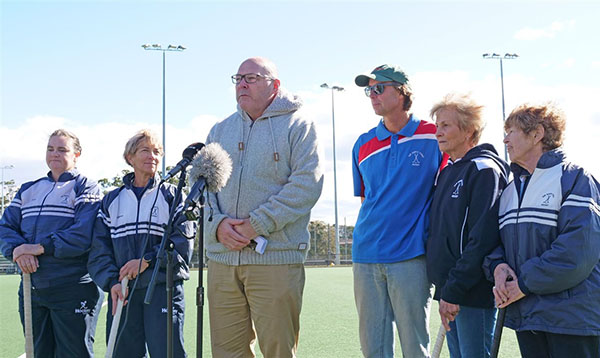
[236,87,303,121]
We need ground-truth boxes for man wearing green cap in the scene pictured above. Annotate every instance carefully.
[351,64,447,357]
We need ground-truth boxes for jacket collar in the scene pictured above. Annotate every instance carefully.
[510,147,565,176]
[46,169,78,182]
[123,172,161,190]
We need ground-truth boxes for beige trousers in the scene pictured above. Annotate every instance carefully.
[207,261,305,358]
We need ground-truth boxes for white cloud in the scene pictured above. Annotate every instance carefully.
[514,20,575,41]
[2,72,600,227]
[562,58,576,68]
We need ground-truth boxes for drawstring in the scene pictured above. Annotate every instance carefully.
[238,114,280,172]
[238,117,245,166]
[267,116,280,172]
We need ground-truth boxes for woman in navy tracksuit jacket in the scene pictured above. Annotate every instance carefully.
[0,129,103,358]
[426,94,509,358]
[88,130,195,358]
[484,104,600,358]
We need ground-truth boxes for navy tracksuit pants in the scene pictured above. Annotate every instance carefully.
[107,282,186,358]
[18,280,102,358]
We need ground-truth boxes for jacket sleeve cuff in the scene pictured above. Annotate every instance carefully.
[109,278,120,292]
[249,214,269,237]
[488,259,505,281]
[518,277,531,295]
[40,236,55,256]
[440,290,462,305]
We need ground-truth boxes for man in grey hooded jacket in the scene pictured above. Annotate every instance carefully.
[204,57,324,358]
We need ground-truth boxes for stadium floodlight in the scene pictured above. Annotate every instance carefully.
[320,83,344,265]
[142,43,186,176]
[483,52,519,161]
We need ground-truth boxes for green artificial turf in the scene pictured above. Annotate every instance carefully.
[0,267,520,357]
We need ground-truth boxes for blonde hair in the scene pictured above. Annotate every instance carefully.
[123,129,163,166]
[49,129,82,154]
[430,93,485,144]
[505,103,565,151]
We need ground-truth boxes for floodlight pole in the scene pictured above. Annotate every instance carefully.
[142,43,186,177]
[483,53,519,161]
[321,83,344,265]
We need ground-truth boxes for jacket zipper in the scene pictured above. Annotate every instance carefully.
[28,180,57,289]
[235,119,255,265]
[134,189,142,257]
[32,181,57,243]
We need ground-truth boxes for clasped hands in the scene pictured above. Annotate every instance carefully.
[493,263,525,309]
[216,218,257,251]
[12,243,44,274]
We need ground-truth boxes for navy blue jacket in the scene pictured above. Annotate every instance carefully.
[88,173,195,292]
[427,144,509,308]
[0,170,102,289]
[484,149,600,335]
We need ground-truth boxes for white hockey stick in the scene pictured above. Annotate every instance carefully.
[431,324,446,358]
[23,273,34,358]
[105,277,129,358]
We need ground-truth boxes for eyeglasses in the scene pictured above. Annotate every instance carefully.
[364,83,401,97]
[231,73,274,84]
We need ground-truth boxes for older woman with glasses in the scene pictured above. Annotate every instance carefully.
[426,94,509,358]
[484,103,600,358]
[89,129,195,358]
[0,129,103,357]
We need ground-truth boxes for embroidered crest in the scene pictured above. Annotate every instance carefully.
[541,193,555,206]
[408,151,424,166]
[60,194,70,204]
[452,180,464,198]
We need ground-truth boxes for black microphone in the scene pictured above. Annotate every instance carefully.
[162,142,205,181]
[183,143,232,219]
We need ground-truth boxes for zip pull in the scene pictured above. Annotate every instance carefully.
[238,142,244,151]
[273,152,280,162]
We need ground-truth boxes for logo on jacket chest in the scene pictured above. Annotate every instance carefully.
[541,193,555,206]
[451,180,464,198]
[151,207,159,217]
[408,151,424,166]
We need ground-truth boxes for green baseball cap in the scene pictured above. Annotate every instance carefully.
[355,64,409,87]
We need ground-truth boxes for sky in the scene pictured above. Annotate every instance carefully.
[2,0,600,225]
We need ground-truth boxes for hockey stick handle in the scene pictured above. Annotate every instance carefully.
[431,324,446,358]
[23,273,34,358]
[106,277,129,358]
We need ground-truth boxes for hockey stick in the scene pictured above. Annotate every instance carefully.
[491,276,513,358]
[23,273,34,358]
[431,324,446,358]
[106,277,129,358]
[490,306,506,358]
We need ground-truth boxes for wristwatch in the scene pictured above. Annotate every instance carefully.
[142,253,153,265]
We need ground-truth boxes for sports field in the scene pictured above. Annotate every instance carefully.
[0,266,520,357]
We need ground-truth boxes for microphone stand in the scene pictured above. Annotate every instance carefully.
[144,170,187,358]
[196,191,206,358]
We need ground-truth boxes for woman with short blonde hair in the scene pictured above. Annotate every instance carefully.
[89,129,194,357]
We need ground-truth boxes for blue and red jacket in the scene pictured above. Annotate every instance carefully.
[0,170,102,289]
[352,115,447,263]
[88,173,195,293]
